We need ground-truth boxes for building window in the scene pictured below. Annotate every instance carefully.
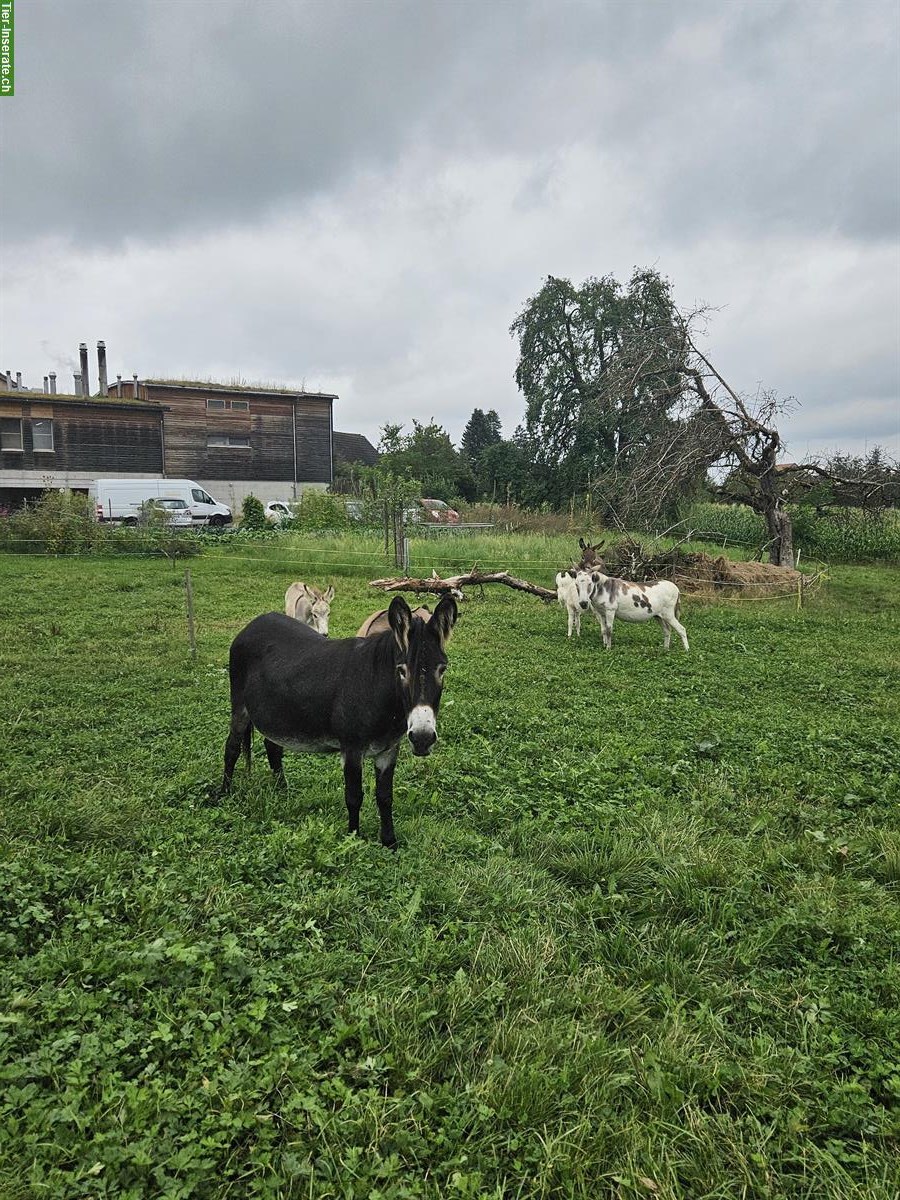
[206,398,249,411]
[1,418,23,451]
[207,434,251,449]
[32,418,55,452]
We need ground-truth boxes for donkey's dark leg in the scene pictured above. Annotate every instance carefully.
[222,708,251,794]
[342,750,364,837]
[374,746,400,849]
[263,738,287,789]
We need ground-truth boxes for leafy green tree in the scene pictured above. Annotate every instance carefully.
[377,422,406,457]
[510,269,692,510]
[461,408,502,463]
[376,420,475,502]
[477,439,530,505]
[460,408,504,498]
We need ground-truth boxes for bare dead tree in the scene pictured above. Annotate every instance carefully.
[593,310,826,566]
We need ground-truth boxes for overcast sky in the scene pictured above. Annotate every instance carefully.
[2,0,898,460]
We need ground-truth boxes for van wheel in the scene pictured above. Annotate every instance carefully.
[208,516,225,528]
[123,517,138,526]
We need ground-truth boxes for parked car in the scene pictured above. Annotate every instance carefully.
[264,500,296,524]
[408,498,460,524]
[142,498,194,528]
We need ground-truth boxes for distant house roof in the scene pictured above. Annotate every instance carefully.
[333,431,379,467]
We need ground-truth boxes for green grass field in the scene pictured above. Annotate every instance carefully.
[1,544,898,1199]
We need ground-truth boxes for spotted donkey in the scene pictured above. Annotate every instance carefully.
[584,570,689,651]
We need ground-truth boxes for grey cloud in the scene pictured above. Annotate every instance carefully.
[1,2,896,467]
[5,1,897,247]
[4,0,481,243]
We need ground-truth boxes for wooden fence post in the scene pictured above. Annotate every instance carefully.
[185,568,197,661]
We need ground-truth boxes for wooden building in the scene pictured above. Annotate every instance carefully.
[110,378,336,510]
[0,391,165,506]
[1,374,339,510]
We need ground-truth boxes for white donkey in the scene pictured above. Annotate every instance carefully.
[584,569,689,651]
[284,582,335,635]
[556,569,594,637]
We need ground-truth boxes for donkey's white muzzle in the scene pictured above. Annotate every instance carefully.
[407,705,437,756]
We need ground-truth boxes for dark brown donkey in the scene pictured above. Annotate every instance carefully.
[220,595,458,847]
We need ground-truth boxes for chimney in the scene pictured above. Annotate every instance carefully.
[79,343,90,396]
[74,373,83,396]
[49,372,57,395]
[16,372,22,390]
[44,376,49,393]
[132,372,139,398]
[97,341,108,395]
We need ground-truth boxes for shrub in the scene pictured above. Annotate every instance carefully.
[0,490,203,559]
[286,491,352,531]
[0,490,107,554]
[240,494,267,530]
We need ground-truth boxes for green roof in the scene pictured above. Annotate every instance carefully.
[0,390,163,409]
[143,378,337,398]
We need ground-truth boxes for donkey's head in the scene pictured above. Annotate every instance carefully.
[305,584,335,636]
[388,594,458,756]
[578,537,606,571]
[572,570,595,611]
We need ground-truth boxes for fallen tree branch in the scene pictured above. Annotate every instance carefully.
[370,568,557,602]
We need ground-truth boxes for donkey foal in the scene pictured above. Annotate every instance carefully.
[556,569,594,637]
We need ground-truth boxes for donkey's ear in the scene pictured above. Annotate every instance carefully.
[591,572,600,583]
[388,596,412,651]
[324,585,335,602]
[430,594,458,647]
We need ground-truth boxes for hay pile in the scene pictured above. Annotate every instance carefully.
[672,556,802,596]
[581,537,803,596]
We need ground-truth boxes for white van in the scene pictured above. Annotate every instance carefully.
[91,479,232,527]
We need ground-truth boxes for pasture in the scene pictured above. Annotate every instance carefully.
[0,543,898,1200]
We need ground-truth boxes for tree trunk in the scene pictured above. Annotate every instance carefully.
[370,568,557,602]
[761,502,794,567]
